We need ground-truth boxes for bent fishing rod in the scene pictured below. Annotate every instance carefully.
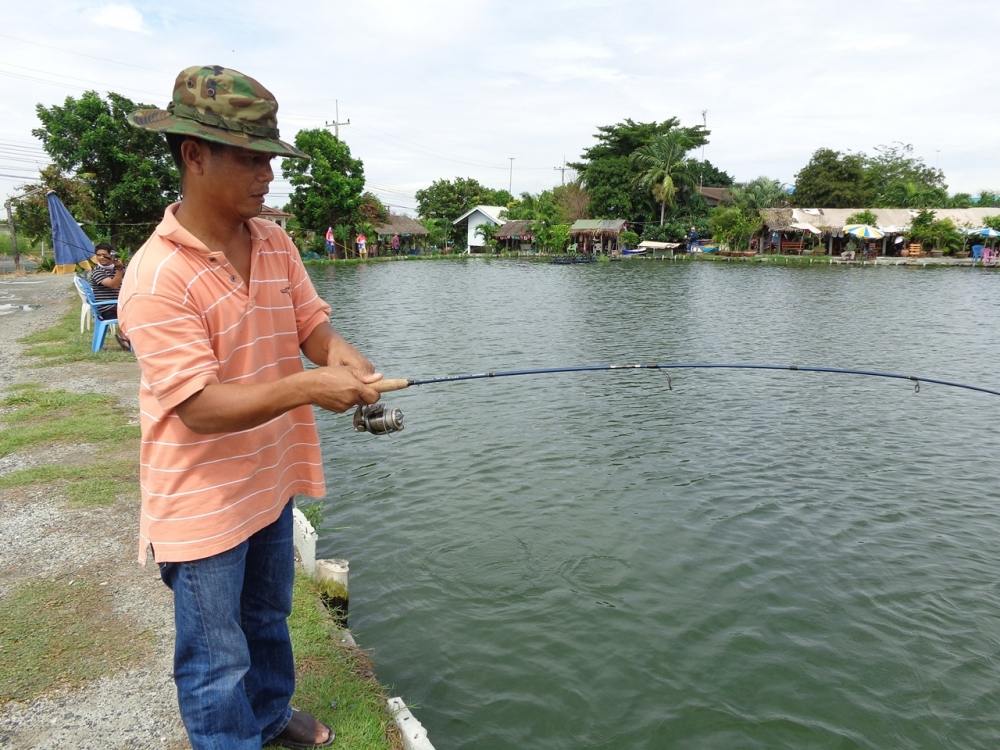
[351,362,1000,435]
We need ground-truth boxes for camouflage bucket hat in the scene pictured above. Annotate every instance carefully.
[127,65,308,159]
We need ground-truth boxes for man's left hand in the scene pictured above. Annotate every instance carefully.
[327,342,375,375]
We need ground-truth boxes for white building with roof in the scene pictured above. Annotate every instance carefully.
[452,205,507,253]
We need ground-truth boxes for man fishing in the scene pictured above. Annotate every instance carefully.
[119,65,382,749]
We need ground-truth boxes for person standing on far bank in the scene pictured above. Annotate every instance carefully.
[119,65,382,749]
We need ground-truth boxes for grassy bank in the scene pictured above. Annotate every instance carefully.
[266,576,401,749]
[2,288,401,750]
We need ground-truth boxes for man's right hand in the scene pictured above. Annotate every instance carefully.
[306,365,382,413]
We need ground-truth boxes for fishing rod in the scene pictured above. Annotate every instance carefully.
[352,362,1000,435]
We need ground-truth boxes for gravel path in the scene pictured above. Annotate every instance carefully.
[0,274,188,750]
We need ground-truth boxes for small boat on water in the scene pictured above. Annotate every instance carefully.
[621,247,647,256]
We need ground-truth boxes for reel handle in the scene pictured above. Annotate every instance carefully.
[374,378,410,393]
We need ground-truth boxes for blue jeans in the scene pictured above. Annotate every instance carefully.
[159,500,296,749]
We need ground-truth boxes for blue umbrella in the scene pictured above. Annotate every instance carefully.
[47,191,94,265]
[967,227,1000,238]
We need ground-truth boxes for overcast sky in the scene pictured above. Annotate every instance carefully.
[1,0,996,215]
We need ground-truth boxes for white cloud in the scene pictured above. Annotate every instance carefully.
[0,0,998,202]
[89,3,147,34]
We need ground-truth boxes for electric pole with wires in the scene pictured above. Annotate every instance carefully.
[325,100,350,140]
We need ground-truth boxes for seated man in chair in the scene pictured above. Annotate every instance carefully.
[89,242,131,350]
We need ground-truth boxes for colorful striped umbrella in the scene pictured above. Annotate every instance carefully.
[843,224,884,240]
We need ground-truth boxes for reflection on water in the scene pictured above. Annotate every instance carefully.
[312,260,1000,750]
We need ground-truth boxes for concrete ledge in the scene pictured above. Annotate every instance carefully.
[387,697,436,750]
[292,506,317,575]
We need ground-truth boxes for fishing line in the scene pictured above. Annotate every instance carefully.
[352,362,1000,435]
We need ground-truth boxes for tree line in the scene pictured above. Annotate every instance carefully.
[11,90,1000,257]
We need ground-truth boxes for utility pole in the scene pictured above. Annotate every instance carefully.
[4,199,20,274]
[324,99,350,140]
[700,109,707,189]
[508,157,515,194]
[553,156,569,185]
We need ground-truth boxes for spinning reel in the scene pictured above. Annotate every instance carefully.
[352,402,405,435]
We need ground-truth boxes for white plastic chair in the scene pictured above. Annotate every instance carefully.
[75,276,92,332]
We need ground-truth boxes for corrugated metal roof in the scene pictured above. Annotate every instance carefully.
[761,207,1000,232]
[698,187,731,204]
[570,219,627,232]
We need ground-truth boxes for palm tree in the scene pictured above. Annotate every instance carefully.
[731,177,789,214]
[630,131,697,225]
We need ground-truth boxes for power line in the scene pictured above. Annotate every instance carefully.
[0,32,162,73]
[0,58,570,180]
[0,64,163,102]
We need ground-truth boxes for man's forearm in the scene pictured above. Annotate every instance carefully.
[175,363,381,434]
[175,373,314,434]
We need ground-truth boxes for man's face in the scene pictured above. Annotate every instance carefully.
[199,144,275,220]
[95,250,114,267]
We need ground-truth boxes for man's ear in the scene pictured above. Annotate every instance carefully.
[179,138,209,177]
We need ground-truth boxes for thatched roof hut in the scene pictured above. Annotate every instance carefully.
[374,214,429,238]
[569,219,628,255]
[495,220,534,241]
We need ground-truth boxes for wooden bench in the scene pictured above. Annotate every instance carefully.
[780,240,804,254]
[904,243,923,257]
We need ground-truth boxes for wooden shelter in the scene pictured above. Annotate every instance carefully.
[569,219,628,255]
[495,220,535,251]
[374,214,430,254]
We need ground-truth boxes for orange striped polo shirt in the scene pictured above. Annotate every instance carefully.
[119,204,331,564]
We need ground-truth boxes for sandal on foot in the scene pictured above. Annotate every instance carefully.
[271,709,334,748]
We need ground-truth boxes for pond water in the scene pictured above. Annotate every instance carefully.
[310,259,1000,750]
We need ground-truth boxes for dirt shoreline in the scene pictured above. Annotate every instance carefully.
[0,274,188,749]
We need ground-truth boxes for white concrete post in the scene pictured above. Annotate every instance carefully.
[291,507,317,575]
[388,697,436,750]
[315,558,350,626]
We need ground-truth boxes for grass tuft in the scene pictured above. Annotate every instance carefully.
[0,460,137,506]
[0,386,139,458]
[0,578,153,704]
[19,298,133,365]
